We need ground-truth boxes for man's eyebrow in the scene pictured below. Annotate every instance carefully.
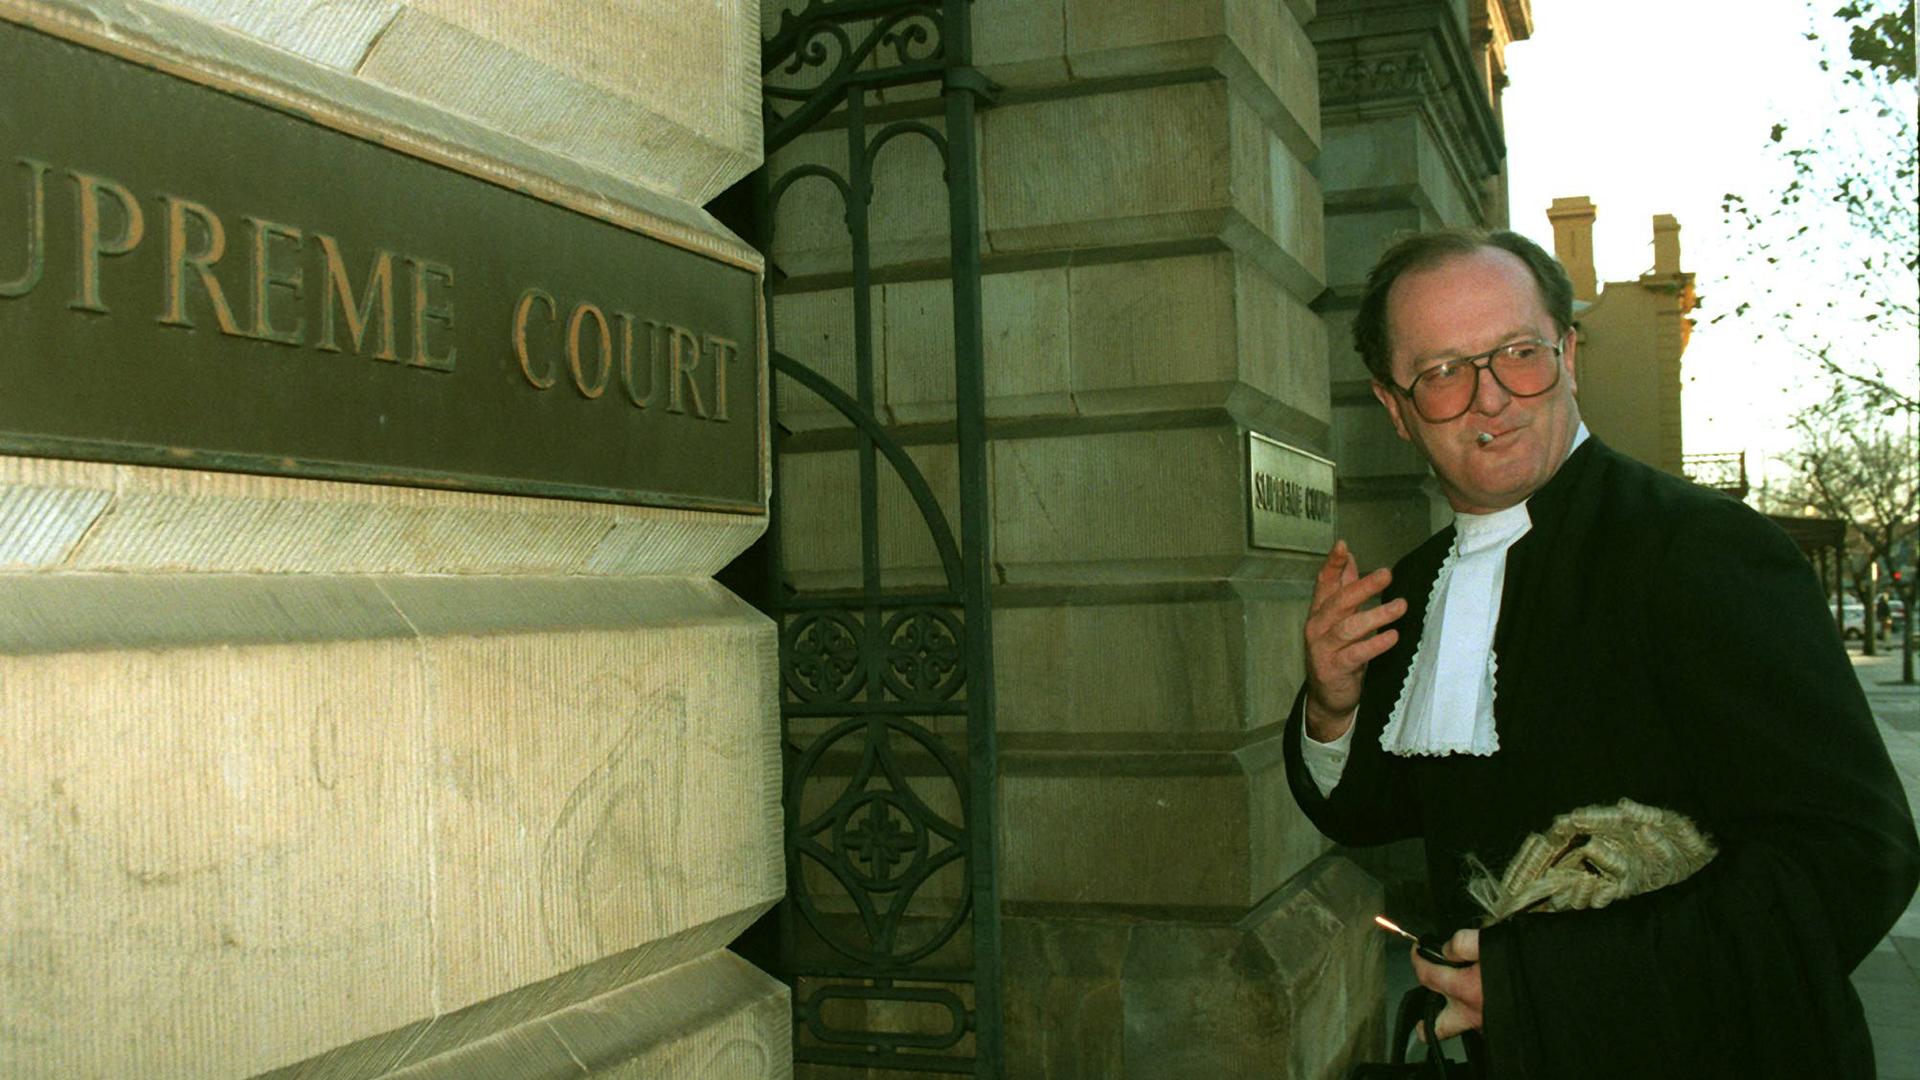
[1409,328,1542,365]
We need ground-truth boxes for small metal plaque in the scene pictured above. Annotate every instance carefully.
[0,18,762,512]
[1248,432,1335,553]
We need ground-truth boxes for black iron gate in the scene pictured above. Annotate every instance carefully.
[750,1,1001,1074]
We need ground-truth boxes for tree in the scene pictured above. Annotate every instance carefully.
[1719,1,1919,681]
[1717,0,1917,415]
[1778,392,1919,676]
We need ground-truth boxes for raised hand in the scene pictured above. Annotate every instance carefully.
[1302,540,1406,741]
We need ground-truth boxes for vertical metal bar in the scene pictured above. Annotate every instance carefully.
[941,2,1003,1074]
[847,89,882,606]
[846,92,888,826]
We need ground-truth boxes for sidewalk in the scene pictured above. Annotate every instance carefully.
[1847,646,1920,1079]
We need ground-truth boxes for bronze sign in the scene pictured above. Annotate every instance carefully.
[1248,432,1335,553]
[0,17,763,512]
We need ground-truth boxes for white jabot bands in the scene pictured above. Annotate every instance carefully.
[1379,424,1590,758]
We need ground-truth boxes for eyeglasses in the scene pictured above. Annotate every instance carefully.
[1384,336,1566,423]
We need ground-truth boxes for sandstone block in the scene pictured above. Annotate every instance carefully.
[884,268,1074,424]
[141,0,404,70]
[1069,254,1238,393]
[983,82,1323,303]
[357,1,760,204]
[1237,255,1333,418]
[132,0,762,205]
[989,426,1242,572]
[1001,729,1323,910]
[267,947,790,1078]
[1228,95,1326,299]
[776,441,962,590]
[1332,397,1431,480]
[0,625,432,1078]
[1064,0,1225,54]
[983,81,1230,255]
[993,589,1307,738]
[0,483,112,568]
[1319,115,1427,213]
[1333,479,1450,575]
[0,574,780,1078]
[1003,855,1386,1079]
[974,0,1070,86]
[1062,0,1320,159]
[1224,0,1322,153]
[772,286,882,433]
[0,456,764,578]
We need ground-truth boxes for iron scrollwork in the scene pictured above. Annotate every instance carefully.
[763,2,948,152]
[883,607,965,701]
[783,611,866,701]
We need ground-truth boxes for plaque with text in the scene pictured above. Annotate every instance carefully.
[0,18,763,512]
[1247,432,1335,553]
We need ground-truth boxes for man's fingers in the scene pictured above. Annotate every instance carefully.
[1331,566,1394,613]
[1312,602,1404,671]
[1410,949,1481,1009]
[1410,939,1485,1041]
[1309,543,1355,614]
[1334,627,1399,669]
[1432,998,1474,1041]
[1312,542,1350,594]
[1442,929,1481,965]
[1337,596,1407,642]
[1310,564,1393,623]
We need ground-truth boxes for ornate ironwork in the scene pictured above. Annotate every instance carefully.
[883,608,966,701]
[753,1,1002,1074]
[1683,450,1749,499]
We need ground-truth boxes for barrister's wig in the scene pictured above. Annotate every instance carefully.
[1352,229,1577,382]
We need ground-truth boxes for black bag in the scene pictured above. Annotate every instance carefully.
[1346,987,1484,1079]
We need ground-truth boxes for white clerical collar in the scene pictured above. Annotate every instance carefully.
[1379,423,1589,757]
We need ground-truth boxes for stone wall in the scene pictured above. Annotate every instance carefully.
[0,1,787,1076]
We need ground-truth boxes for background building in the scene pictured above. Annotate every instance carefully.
[1548,195,1697,477]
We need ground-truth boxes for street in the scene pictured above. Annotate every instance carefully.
[1848,647,1920,1078]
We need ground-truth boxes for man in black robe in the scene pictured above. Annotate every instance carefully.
[1283,229,1920,1076]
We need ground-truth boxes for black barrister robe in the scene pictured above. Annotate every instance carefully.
[1284,437,1920,1077]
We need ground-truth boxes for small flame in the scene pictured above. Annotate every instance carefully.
[1374,914,1419,943]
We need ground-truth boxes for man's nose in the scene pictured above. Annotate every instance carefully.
[1470,360,1512,414]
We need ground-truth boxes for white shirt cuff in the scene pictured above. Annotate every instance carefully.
[1301,711,1357,796]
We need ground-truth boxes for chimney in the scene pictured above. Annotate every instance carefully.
[1651,214,1682,276]
[1547,196,1598,301]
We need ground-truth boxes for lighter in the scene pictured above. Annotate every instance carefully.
[1373,914,1475,969]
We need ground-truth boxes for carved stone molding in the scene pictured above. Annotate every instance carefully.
[1318,50,1436,104]
[1310,0,1507,192]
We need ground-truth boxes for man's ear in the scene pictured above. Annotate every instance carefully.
[1561,330,1578,394]
[1371,379,1413,442]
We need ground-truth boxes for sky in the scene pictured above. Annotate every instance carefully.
[1500,0,1916,494]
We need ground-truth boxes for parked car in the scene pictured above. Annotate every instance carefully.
[1833,600,1868,641]
[1831,599,1905,642]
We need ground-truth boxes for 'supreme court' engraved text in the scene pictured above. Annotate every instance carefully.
[0,156,736,422]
